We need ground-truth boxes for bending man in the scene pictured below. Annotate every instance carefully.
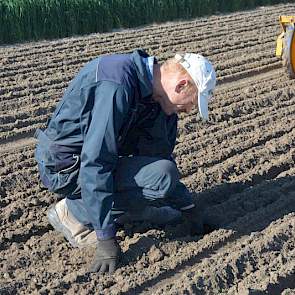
[34,49,216,274]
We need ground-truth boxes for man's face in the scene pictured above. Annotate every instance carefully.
[160,78,198,115]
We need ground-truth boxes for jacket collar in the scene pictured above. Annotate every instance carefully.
[131,49,157,103]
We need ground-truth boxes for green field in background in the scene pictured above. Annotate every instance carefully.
[0,0,291,44]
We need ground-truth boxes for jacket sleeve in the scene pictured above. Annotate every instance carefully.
[80,82,131,240]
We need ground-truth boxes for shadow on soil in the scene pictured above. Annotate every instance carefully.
[118,174,295,294]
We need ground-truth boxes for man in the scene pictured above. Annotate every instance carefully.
[34,49,216,274]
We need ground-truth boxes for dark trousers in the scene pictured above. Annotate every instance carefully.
[66,156,193,225]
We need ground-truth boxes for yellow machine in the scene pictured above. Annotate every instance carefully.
[276,16,295,78]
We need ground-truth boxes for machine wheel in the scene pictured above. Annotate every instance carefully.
[282,25,295,78]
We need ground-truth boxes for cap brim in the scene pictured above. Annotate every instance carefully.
[198,92,209,121]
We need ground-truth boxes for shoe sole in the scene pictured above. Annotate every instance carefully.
[47,204,79,248]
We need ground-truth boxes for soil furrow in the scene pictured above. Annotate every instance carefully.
[2,3,295,294]
[1,4,291,58]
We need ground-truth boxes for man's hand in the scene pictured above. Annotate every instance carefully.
[182,206,204,236]
[90,238,121,274]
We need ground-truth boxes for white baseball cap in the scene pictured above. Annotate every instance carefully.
[175,53,216,121]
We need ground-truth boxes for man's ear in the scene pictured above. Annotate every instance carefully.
[175,79,188,93]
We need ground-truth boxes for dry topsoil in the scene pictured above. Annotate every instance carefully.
[1,3,295,294]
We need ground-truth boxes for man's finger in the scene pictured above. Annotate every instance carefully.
[99,262,107,274]
[90,261,102,273]
[108,260,117,274]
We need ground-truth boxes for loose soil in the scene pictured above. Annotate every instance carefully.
[1,3,295,294]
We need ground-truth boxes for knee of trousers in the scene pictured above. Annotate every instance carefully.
[151,160,179,197]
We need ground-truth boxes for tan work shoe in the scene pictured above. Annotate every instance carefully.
[47,199,97,248]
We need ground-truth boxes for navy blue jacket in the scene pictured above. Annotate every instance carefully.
[37,50,178,238]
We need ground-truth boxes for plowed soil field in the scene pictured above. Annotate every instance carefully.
[1,3,295,294]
